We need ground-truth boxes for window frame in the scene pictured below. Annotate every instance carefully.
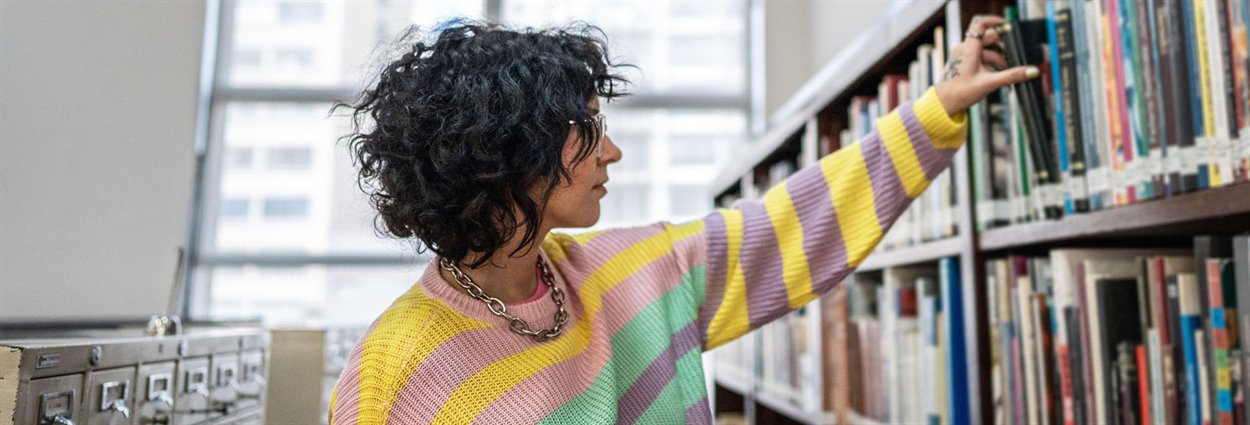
[183,0,754,321]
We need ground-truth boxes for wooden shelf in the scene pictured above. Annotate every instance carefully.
[714,373,753,398]
[857,236,962,271]
[979,183,1250,251]
[754,388,819,425]
[712,0,950,197]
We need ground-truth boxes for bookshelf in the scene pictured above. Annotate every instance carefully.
[707,0,1250,424]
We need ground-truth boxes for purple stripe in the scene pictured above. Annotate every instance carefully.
[859,131,909,231]
[697,211,728,347]
[784,160,850,295]
[685,397,712,424]
[737,200,790,328]
[615,321,702,424]
[898,103,948,180]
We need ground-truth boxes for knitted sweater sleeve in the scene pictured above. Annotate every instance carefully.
[676,87,968,350]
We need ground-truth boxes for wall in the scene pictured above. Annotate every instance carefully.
[0,1,206,321]
[764,0,896,118]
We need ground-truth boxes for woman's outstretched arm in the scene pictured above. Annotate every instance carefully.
[675,15,1037,350]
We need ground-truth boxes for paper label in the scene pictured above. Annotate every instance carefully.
[1087,167,1108,198]
[1069,174,1088,200]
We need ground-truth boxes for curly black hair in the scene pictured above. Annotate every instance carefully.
[337,20,631,268]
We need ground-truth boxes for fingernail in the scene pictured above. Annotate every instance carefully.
[1025,67,1040,79]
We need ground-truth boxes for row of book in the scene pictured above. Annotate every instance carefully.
[712,258,973,425]
[971,0,1250,230]
[838,25,960,251]
[988,235,1250,425]
[819,258,971,425]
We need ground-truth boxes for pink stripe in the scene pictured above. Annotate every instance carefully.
[474,249,689,422]
[685,397,712,424]
[737,200,790,328]
[783,157,849,295]
[386,324,542,423]
[859,131,909,230]
[329,321,379,425]
[557,224,668,290]
[898,103,955,179]
[696,212,729,347]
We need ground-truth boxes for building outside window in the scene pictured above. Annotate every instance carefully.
[190,0,748,330]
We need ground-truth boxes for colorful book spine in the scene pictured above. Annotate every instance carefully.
[1047,1,1074,215]
[1207,259,1235,425]
[1181,273,1205,425]
[939,258,970,425]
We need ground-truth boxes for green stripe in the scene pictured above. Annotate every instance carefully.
[537,265,707,424]
[634,347,706,424]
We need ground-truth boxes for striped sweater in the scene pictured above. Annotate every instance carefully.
[329,87,967,424]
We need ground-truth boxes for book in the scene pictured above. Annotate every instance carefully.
[1236,235,1250,420]
[1179,272,1206,425]
[1000,18,1062,219]
[939,257,970,425]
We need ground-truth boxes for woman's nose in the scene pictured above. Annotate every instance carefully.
[600,134,622,164]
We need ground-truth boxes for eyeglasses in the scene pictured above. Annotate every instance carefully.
[568,113,606,158]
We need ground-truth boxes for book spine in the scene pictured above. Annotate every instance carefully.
[1212,0,1237,187]
[1066,307,1087,425]
[1150,330,1166,425]
[1085,1,1111,210]
[1047,2,1073,216]
[1120,342,1141,425]
[1185,314,1205,425]
[1139,343,1152,425]
[1236,236,1250,421]
[1208,259,1235,425]
[1056,7,1088,214]
[1136,0,1165,200]
[1109,0,1137,203]
[940,257,970,425]
[1118,0,1146,202]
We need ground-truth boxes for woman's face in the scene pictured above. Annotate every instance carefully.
[541,97,622,230]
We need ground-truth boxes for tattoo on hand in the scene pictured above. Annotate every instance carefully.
[944,58,963,80]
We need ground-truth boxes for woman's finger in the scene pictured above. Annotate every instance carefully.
[981,27,1000,49]
[981,49,1008,71]
[967,15,1006,36]
[979,65,1041,91]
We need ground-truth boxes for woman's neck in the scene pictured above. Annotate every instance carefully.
[438,229,549,303]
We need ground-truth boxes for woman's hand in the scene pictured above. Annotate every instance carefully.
[934,15,1040,114]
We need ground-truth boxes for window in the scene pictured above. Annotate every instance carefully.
[670,136,718,165]
[262,197,309,219]
[274,48,314,69]
[669,185,709,218]
[277,1,322,23]
[219,198,249,220]
[224,147,253,169]
[192,0,747,330]
[266,147,312,170]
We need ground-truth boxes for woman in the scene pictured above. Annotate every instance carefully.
[330,15,1035,424]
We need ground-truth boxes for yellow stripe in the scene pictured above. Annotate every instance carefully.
[329,388,338,425]
[543,234,572,264]
[876,112,930,198]
[761,182,815,308]
[706,209,749,349]
[356,285,488,424]
[668,220,705,242]
[912,88,968,149]
[431,231,680,422]
[822,142,882,268]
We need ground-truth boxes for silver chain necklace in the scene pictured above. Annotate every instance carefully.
[439,257,569,342]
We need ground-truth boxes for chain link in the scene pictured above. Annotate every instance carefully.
[440,257,569,342]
